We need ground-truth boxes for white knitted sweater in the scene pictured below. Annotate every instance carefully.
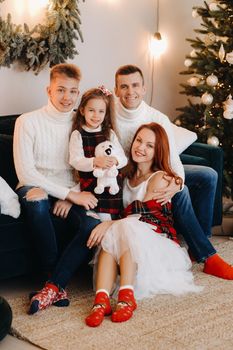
[114,101,184,180]
[13,100,76,200]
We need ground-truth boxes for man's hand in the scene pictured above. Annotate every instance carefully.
[153,175,181,205]
[53,199,72,219]
[94,156,118,169]
[66,191,98,210]
[87,221,113,249]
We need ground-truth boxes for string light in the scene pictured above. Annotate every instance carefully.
[149,0,167,58]
[149,0,167,106]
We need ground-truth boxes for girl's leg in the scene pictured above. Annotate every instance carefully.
[96,250,118,291]
[86,249,117,327]
[111,249,137,323]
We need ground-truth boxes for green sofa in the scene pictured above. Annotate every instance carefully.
[0,115,223,280]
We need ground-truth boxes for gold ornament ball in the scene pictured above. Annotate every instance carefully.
[207,136,219,147]
[184,59,192,67]
[206,74,218,86]
[209,2,219,11]
[201,92,213,105]
[188,77,199,86]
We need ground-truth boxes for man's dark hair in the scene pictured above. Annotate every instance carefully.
[115,64,144,86]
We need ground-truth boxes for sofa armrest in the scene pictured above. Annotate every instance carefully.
[180,142,223,226]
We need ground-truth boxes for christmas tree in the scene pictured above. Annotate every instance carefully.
[175,0,233,199]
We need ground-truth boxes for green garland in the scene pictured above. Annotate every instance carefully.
[0,0,84,74]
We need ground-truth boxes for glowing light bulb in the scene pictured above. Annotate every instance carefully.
[149,32,167,57]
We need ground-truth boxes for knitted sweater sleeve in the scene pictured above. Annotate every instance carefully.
[13,116,70,200]
[155,111,185,182]
[69,130,94,172]
[109,130,128,169]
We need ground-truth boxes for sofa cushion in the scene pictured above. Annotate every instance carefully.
[172,124,197,155]
[0,176,20,218]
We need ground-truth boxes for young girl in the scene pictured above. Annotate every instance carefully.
[69,86,127,221]
[85,122,202,327]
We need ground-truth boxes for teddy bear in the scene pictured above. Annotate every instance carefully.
[93,141,120,195]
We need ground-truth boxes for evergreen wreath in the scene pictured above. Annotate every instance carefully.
[0,0,84,74]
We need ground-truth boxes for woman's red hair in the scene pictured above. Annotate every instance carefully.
[127,122,182,186]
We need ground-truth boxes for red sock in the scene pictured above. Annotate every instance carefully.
[204,254,233,280]
[111,288,137,323]
[85,291,112,327]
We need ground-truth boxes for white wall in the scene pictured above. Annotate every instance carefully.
[0,0,204,119]
[0,0,155,115]
[153,0,203,119]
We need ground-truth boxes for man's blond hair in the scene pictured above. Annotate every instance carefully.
[50,63,81,82]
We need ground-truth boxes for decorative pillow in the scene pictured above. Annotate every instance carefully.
[172,124,197,155]
[0,176,20,218]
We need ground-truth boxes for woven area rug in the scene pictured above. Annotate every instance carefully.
[7,240,233,350]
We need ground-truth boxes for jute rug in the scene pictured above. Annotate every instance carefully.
[7,240,233,350]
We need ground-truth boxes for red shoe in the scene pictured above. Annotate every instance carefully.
[85,292,112,327]
[111,288,137,323]
[28,282,59,315]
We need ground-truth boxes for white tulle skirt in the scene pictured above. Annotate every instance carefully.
[96,217,202,300]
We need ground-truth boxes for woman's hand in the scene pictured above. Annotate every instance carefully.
[53,199,72,218]
[66,191,98,210]
[152,175,181,205]
[87,221,114,249]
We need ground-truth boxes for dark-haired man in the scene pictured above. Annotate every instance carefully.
[112,64,233,279]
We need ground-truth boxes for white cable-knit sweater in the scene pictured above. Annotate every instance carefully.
[114,101,184,180]
[13,100,76,200]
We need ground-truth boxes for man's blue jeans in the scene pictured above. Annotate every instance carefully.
[17,186,100,278]
[172,165,217,262]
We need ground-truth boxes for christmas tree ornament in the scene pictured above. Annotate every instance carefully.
[184,59,192,67]
[190,49,197,58]
[212,19,219,28]
[201,92,213,105]
[174,119,181,126]
[207,136,220,147]
[204,32,216,46]
[188,76,199,86]
[223,95,233,120]
[209,2,219,11]
[192,9,199,18]
[219,44,225,62]
[216,36,228,43]
[226,51,233,65]
[206,74,218,86]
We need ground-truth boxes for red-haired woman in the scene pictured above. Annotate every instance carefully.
[85,122,202,327]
